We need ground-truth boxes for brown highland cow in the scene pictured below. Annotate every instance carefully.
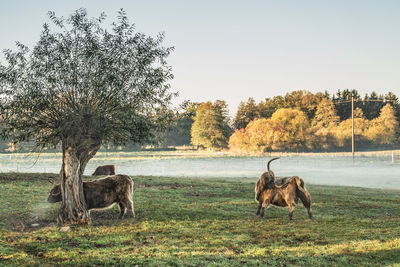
[255,158,312,220]
[48,174,135,219]
[92,165,116,176]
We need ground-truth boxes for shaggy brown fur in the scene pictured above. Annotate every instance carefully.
[255,157,312,220]
[48,175,135,219]
[255,176,312,220]
[255,157,280,201]
[92,165,116,176]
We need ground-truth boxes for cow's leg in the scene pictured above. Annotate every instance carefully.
[127,183,135,218]
[306,206,312,219]
[127,199,135,218]
[256,202,262,215]
[120,197,135,218]
[119,203,127,219]
[288,204,296,220]
[260,199,271,218]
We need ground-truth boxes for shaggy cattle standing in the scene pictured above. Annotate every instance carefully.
[48,174,135,219]
[255,158,312,220]
[92,165,116,176]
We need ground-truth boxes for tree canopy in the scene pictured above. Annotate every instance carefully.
[0,9,174,151]
[191,100,231,150]
[365,104,399,145]
[229,108,310,152]
[233,98,259,130]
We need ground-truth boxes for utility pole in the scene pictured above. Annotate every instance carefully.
[334,93,395,160]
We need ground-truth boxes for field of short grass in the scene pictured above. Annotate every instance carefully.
[0,172,399,266]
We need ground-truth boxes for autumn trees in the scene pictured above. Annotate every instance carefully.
[229,100,399,152]
[0,9,174,224]
[365,104,399,145]
[229,108,311,152]
[187,89,399,152]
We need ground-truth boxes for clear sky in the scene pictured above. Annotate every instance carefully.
[1,0,400,115]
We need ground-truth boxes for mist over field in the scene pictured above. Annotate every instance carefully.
[0,152,399,190]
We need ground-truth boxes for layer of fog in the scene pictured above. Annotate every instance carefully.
[0,154,399,190]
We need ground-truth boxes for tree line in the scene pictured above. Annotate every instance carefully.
[1,89,399,153]
[160,89,400,152]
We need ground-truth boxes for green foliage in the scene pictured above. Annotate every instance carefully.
[158,101,200,147]
[1,173,400,266]
[0,8,174,150]
[191,101,231,150]
[233,98,260,130]
[333,90,400,121]
[332,89,361,120]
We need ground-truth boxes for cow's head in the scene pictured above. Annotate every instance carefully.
[263,157,280,189]
[255,157,281,202]
[47,179,62,203]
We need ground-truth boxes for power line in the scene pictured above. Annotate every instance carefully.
[334,96,395,159]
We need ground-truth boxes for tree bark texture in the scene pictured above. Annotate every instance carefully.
[57,142,101,225]
[57,146,90,225]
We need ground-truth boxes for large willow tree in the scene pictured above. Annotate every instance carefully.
[0,9,174,224]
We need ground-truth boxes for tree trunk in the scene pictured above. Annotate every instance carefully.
[58,145,90,225]
[57,140,101,225]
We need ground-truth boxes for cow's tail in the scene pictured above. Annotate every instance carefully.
[129,179,134,199]
[128,177,136,218]
[293,176,312,218]
[293,176,310,200]
[291,176,304,193]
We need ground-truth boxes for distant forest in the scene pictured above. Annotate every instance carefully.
[1,89,399,153]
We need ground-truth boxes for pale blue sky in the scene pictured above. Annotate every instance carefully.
[1,0,400,114]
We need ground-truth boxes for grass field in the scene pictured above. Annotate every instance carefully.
[0,172,399,266]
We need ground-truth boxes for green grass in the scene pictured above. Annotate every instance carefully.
[0,173,399,266]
